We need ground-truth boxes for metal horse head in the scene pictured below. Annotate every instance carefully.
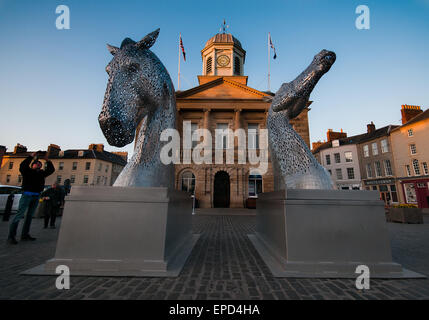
[99,29,173,147]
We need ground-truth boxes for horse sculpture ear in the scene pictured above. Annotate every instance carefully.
[107,44,120,56]
[136,28,160,50]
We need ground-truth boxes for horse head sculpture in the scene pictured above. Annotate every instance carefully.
[99,29,176,187]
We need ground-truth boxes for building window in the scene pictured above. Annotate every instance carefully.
[83,175,89,184]
[347,168,355,180]
[8,162,13,170]
[191,123,199,149]
[375,161,382,177]
[18,175,22,183]
[85,162,91,170]
[344,152,353,163]
[390,185,398,203]
[70,175,75,184]
[216,123,229,149]
[372,143,378,156]
[413,159,421,175]
[334,153,341,164]
[366,164,373,178]
[408,129,414,137]
[57,175,62,184]
[325,155,331,165]
[59,162,64,171]
[363,145,369,157]
[181,171,195,194]
[381,139,389,153]
[6,175,11,183]
[234,57,240,75]
[98,163,102,171]
[410,144,417,155]
[206,56,213,74]
[248,174,263,197]
[336,169,343,180]
[384,160,393,176]
[423,162,429,175]
[406,165,411,177]
[248,124,260,150]
[105,165,109,173]
[72,162,77,170]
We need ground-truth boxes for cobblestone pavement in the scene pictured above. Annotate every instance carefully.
[0,212,429,300]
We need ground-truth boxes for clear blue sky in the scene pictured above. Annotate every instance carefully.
[0,0,428,157]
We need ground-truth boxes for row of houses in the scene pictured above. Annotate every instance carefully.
[312,105,429,209]
[0,143,128,188]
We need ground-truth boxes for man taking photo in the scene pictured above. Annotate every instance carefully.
[7,151,55,244]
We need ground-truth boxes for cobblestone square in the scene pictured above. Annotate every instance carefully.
[0,210,428,300]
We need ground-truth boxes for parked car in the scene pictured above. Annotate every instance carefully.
[0,185,23,214]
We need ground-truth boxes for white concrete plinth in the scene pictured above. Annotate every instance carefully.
[24,186,199,277]
[249,189,425,279]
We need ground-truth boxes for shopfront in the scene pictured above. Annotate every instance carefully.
[400,178,429,209]
[364,178,399,206]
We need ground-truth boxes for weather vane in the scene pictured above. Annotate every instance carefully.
[220,19,229,33]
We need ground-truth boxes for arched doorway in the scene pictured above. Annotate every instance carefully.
[213,171,230,208]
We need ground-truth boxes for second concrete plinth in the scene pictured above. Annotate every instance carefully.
[249,189,425,279]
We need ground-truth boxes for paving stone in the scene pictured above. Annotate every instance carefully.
[1,214,429,299]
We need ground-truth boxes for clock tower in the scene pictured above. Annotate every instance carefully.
[200,33,246,80]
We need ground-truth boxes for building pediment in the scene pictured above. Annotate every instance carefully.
[176,77,273,101]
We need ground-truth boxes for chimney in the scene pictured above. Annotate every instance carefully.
[327,129,347,142]
[0,145,6,165]
[401,105,423,124]
[13,143,27,154]
[47,144,61,157]
[312,141,325,152]
[89,144,105,152]
[367,122,376,134]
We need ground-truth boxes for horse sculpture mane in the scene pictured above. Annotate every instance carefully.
[99,29,176,188]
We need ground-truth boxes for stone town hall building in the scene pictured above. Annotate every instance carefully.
[174,32,311,208]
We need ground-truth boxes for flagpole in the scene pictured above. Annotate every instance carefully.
[268,33,271,92]
[178,33,181,91]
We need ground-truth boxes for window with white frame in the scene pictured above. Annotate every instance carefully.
[8,162,13,170]
[410,144,417,155]
[347,168,355,180]
[372,143,379,156]
[248,174,263,197]
[216,123,229,149]
[381,139,389,153]
[83,175,89,184]
[191,123,199,149]
[181,171,196,194]
[344,152,353,163]
[336,169,343,180]
[413,159,421,175]
[375,161,382,177]
[406,165,411,177]
[334,153,341,164]
[72,162,77,170]
[248,124,260,150]
[408,129,414,137]
[70,175,75,184]
[57,175,62,184]
[325,154,331,165]
[59,162,64,171]
[366,163,373,178]
[423,162,429,175]
[363,145,369,157]
[384,160,393,176]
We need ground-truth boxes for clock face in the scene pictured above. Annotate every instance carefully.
[217,55,230,67]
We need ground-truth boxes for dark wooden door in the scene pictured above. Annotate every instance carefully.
[213,171,230,208]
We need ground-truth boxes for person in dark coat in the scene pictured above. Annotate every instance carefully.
[41,183,64,229]
[7,152,55,244]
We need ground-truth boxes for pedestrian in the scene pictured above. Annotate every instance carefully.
[7,152,55,244]
[41,182,63,229]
